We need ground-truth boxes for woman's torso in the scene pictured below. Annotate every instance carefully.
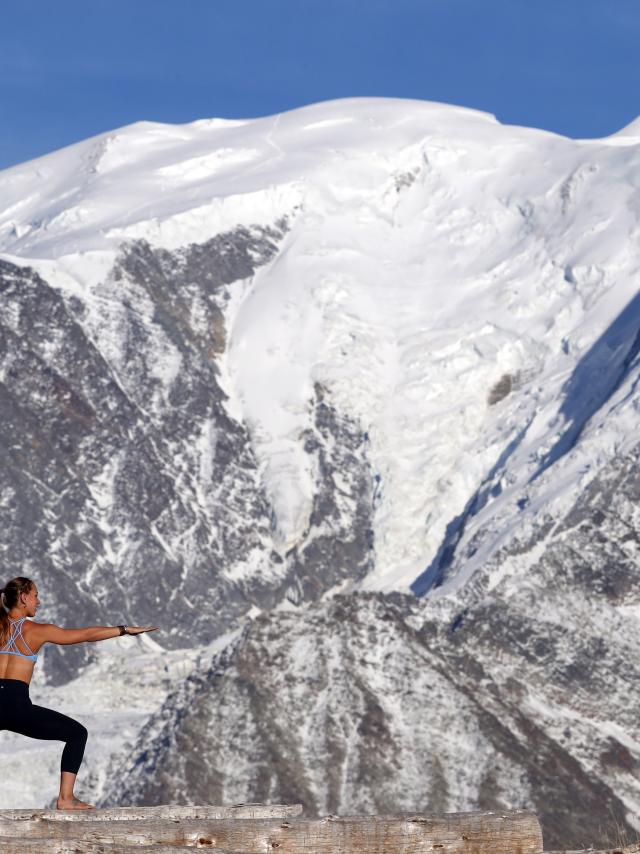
[0,619,42,685]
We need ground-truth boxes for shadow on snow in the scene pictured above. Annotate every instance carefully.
[411,289,640,597]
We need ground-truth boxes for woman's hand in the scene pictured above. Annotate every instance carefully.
[126,626,160,635]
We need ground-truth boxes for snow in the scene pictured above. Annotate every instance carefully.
[1,95,639,593]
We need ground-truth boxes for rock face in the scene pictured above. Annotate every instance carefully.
[99,441,640,850]
[0,226,374,685]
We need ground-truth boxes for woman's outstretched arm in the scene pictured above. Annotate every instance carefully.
[30,623,159,647]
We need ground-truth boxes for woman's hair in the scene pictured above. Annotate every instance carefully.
[0,577,34,648]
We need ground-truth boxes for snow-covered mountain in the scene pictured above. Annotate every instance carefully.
[1,98,639,847]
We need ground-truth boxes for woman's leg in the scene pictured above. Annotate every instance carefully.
[7,702,93,809]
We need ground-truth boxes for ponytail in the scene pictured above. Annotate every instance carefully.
[0,587,7,648]
[0,577,34,648]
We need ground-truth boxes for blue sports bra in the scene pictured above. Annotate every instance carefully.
[0,617,38,663]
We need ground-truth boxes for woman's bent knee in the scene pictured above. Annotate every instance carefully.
[63,718,87,741]
[73,722,88,746]
[61,721,88,774]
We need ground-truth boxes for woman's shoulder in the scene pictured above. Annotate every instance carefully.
[22,620,57,653]
[24,620,57,639]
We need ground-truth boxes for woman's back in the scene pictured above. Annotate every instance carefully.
[0,617,39,684]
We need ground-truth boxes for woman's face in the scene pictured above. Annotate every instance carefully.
[20,585,41,617]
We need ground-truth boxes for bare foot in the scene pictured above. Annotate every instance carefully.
[56,795,96,810]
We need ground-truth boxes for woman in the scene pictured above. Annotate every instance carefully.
[0,576,159,810]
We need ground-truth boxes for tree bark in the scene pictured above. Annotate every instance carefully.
[0,807,543,853]
[0,803,302,822]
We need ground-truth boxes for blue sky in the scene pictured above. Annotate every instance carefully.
[1,0,639,169]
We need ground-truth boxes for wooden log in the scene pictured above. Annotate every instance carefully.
[0,808,543,852]
[0,803,302,822]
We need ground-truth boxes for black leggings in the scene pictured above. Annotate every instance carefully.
[0,678,87,774]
